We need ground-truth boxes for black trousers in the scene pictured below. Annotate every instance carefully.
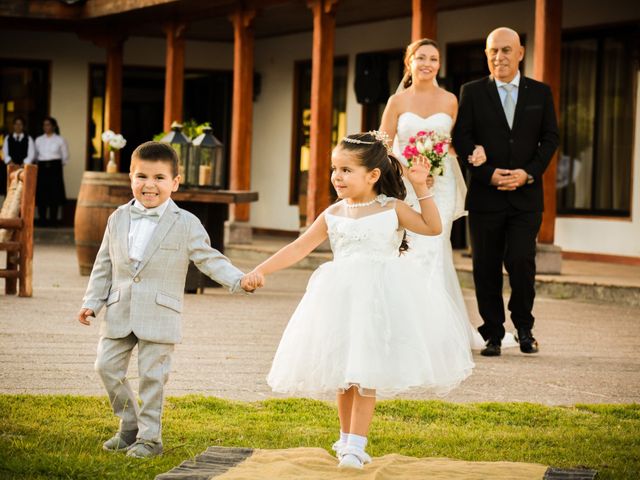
[468,206,542,343]
[36,159,66,226]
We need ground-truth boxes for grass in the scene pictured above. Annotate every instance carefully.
[0,395,638,479]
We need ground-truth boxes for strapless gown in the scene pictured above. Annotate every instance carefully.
[393,112,518,349]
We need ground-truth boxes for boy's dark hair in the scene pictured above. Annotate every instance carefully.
[338,132,409,253]
[131,141,179,178]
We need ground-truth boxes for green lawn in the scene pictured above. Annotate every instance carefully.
[0,395,638,479]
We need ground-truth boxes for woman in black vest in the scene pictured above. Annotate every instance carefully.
[2,116,35,196]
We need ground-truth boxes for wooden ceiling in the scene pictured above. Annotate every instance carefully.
[0,0,517,42]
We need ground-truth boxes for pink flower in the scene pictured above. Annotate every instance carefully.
[402,145,418,159]
[416,130,427,137]
[408,136,416,144]
[434,142,444,154]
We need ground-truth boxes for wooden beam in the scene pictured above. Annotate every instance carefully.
[18,164,37,297]
[104,36,125,170]
[306,0,338,225]
[228,7,256,223]
[163,21,186,132]
[412,0,437,41]
[533,0,561,244]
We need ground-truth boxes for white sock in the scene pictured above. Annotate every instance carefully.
[340,431,348,443]
[346,433,367,451]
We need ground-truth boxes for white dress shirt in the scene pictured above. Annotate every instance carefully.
[495,71,520,106]
[35,133,70,165]
[128,199,170,267]
[3,133,35,164]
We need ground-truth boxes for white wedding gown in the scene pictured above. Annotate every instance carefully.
[393,112,518,350]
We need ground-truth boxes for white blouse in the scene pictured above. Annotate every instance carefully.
[35,133,70,165]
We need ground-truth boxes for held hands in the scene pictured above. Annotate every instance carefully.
[491,168,528,191]
[77,308,95,326]
[468,145,487,167]
[241,270,265,292]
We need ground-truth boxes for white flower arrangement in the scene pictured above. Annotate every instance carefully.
[101,130,127,151]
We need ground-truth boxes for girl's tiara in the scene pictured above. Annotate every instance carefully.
[342,130,391,153]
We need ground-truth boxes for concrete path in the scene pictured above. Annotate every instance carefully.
[1,244,638,405]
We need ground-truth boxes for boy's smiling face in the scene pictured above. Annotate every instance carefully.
[129,158,180,209]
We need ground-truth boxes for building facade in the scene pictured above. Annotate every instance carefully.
[0,0,638,260]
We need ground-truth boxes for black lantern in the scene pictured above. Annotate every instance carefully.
[191,126,224,188]
[160,122,191,185]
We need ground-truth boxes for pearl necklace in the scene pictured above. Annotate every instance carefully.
[346,198,378,209]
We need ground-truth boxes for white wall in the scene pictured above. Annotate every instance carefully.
[0,30,233,199]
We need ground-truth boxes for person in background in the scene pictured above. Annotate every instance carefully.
[1,116,35,197]
[35,116,69,227]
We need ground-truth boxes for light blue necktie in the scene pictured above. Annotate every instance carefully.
[130,205,161,223]
[501,83,516,128]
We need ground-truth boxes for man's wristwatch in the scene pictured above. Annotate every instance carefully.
[526,174,534,185]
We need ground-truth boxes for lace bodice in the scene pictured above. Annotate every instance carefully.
[325,197,403,260]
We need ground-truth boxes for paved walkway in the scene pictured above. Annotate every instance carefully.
[0,243,639,405]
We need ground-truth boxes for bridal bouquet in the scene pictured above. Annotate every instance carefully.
[101,130,127,151]
[401,130,450,176]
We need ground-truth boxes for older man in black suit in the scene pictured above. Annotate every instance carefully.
[452,27,559,357]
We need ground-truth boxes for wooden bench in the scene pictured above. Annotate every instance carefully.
[0,164,37,296]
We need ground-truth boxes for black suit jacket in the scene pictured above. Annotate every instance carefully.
[452,75,559,212]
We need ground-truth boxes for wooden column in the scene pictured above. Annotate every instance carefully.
[229,7,256,224]
[163,21,186,132]
[104,36,124,170]
[411,0,437,41]
[533,0,562,244]
[306,0,337,225]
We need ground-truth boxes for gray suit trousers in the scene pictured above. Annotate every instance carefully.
[95,334,174,442]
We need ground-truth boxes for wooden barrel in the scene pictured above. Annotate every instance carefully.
[74,172,131,276]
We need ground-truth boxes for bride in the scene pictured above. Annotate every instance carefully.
[380,38,517,350]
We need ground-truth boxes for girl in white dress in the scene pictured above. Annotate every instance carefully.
[246,132,474,469]
[380,38,517,350]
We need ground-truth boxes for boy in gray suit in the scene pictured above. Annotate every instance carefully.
[77,141,259,458]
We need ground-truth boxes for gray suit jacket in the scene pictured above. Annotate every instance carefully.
[82,199,244,344]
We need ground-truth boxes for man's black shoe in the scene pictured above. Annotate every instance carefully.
[516,329,539,354]
[480,341,501,357]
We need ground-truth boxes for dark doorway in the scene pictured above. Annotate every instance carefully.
[0,59,50,142]
[446,39,488,250]
[88,65,233,186]
[358,49,404,132]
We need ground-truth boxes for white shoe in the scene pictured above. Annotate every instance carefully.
[338,453,363,469]
[331,439,347,459]
[337,446,372,469]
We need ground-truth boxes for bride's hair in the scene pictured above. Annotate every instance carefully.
[403,38,439,89]
[339,132,409,253]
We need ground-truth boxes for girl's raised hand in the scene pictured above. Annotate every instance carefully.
[407,155,432,186]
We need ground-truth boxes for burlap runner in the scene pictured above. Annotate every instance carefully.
[214,447,547,480]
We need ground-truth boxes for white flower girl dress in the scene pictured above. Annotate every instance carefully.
[267,196,474,398]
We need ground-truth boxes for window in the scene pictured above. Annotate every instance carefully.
[290,57,348,226]
[0,59,50,147]
[557,25,639,216]
[88,65,232,179]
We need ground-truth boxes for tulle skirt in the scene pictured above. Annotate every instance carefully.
[267,255,475,398]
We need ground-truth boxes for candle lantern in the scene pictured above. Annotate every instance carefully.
[191,126,224,188]
[160,123,191,185]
